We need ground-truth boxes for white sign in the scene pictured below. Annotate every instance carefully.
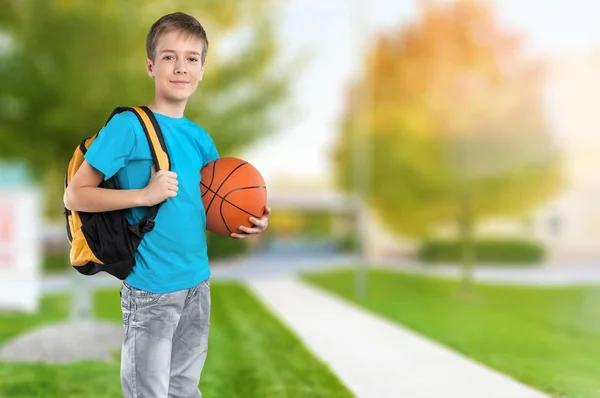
[0,187,42,313]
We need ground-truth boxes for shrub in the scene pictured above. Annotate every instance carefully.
[418,238,545,264]
[206,232,250,260]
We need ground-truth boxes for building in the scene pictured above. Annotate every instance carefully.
[529,52,600,260]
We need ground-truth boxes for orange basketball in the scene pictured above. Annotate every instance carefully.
[200,157,267,236]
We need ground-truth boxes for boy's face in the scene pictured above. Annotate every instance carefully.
[146,31,205,103]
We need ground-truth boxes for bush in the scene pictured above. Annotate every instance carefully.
[42,233,249,274]
[206,232,250,260]
[338,234,359,253]
[418,238,545,264]
[42,252,69,273]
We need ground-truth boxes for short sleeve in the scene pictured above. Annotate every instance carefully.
[84,113,137,181]
[202,131,220,167]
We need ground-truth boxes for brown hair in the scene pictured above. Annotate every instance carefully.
[146,12,209,64]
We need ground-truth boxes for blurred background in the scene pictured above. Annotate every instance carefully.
[2,0,600,397]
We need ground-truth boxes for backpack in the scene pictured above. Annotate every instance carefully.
[64,106,170,280]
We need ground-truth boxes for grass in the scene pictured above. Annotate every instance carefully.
[0,282,353,398]
[42,252,70,274]
[302,268,600,398]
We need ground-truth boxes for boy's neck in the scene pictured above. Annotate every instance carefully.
[148,99,186,119]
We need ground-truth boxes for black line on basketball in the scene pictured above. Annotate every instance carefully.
[223,185,266,195]
[219,198,234,235]
[222,187,266,218]
[203,185,265,197]
[200,159,218,198]
[204,185,266,218]
[204,161,248,214]
[201,181,209,198]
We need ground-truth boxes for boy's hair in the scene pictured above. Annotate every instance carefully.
[146,12,209,65]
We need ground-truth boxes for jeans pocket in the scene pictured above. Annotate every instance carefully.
[130,285,164,308]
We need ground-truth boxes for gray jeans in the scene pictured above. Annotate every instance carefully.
[120,279,211,398]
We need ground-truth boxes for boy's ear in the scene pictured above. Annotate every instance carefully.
[146,57,154,78]
[199,63,205,80]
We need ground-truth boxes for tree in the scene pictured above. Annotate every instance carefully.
[334,0,562,292]
[0,0,290,218]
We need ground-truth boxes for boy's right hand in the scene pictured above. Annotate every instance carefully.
[141,166,178,206]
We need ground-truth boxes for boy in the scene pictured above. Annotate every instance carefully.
[63,12,270,398]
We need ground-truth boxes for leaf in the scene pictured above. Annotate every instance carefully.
[334,0,562,238]
[0,0,291,218]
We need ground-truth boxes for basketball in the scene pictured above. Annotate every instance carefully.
[200,157,267,236]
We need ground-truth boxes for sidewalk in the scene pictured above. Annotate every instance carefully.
[246,275,549,398]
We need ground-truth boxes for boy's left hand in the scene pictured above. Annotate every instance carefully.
[230,205,271,239]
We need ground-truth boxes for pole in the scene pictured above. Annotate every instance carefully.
[69,252,92,322]
[352,0,371,300]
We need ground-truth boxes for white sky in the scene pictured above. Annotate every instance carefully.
[240,0,600,186]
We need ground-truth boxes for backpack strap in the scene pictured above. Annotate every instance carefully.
[106,106,171,171]
[105,105,170,237]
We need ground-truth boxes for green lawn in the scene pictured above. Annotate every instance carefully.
[302,268,600,398]
[0,282,353,398]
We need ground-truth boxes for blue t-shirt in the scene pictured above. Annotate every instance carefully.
[84,110,219,294]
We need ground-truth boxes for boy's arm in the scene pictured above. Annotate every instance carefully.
[64,161,179,213]
[64,110,179,213]
[64,160,144,212]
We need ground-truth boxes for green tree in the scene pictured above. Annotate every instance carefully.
[0,0,290,219]
[334,0,562,292]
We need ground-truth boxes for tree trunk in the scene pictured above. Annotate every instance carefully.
[458,186,475,295]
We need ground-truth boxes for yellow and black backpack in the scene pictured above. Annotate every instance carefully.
[64,106,170,280]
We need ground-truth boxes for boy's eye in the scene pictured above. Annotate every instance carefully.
[163,55,174,60]
[189,57,198,62]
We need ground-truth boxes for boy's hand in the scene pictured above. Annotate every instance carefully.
[140,166,178,206]
[230,205,271,239]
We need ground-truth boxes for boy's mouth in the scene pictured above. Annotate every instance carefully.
[170,80,190,85]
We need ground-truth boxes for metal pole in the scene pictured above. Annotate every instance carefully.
[352,0,371,300]
[69,252,92,323]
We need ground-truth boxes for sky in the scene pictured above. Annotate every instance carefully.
[239,0,600,187]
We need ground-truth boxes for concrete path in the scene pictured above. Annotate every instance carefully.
[247,275,549,398]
